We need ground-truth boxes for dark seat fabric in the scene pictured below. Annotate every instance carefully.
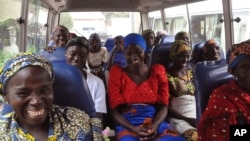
[38,47,67,63]
[149,42,173,70]
[191,42,205,65]
[193,59,233,123]
[1,63,96,118]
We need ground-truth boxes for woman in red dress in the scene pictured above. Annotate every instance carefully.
[198,40,250,141]
[108,33,185,141]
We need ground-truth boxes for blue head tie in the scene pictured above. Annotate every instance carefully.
[124,33,146,52]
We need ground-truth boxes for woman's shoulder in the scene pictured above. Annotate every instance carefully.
[53,105,91,123]
[87,71,103,83]
[100,47,108,52]
[151,64,166,74]
[110,64,123,73]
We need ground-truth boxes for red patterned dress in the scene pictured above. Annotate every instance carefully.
[198,80,250,141]
[108,64,185,141]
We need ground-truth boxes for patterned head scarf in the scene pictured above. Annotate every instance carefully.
[124,33,146,52]
[0,53,54,96]
[228,41,250,70]
[170,40,191,59]
[175,31,190,43]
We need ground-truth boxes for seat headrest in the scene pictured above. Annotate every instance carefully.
[150,42,173,70]
[104,38,115,52]
[160,35,175,44]
[52,63,96,117]
[38,47,67,63]
[191,41,205,64]
[193,59,233,122]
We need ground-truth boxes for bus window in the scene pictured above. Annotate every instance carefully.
[59,12,141,39]
[164,5,189,36]
[232,0,250,43]
[27,0,48,53]
[0,0,22,68]
[148,10,163,33]
[188,0,225,52]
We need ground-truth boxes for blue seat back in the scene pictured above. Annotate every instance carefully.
[160,35,175,44]
[38,47,67,63]
[193,59,233,122]
[1,63,96,118]
[52,63,96,117]
[150,42,173,70]
[191,42,205,65]
[104,38,115,52]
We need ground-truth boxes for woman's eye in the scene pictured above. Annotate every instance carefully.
[40,87,52,94]
[17,92,29,97]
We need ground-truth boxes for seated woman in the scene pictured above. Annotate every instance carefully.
[108,33,185,141]
[202,39,222,61]
[65,37,107,121]
[198,40,250,141]
[106,35,127,70]
[87,33,108,78]
[166,40,197,141]
[45,25,70,52]
[0,53,103,140]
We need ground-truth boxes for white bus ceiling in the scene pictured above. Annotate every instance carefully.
[42,0,205,12]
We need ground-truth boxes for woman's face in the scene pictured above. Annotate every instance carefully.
[53,29,69,47]
[115,37,124,50]
[232,56,250,93]
[90,36,101,52]
[125,45,145,65]
[144,33,155,48]
[205,43,221,61]
[177,33,190,43]
[172,51,191,67]
[66,45,88,69]
[5,66,53,128]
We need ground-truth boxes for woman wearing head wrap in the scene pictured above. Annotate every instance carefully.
[175,31,190,44]
[65,37,107,121]
[0,53,102,140]
[108,33,185,141]
[198,40,250,141]
[166,40,197,141]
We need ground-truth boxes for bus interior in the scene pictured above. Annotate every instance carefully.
[1,0,250,140]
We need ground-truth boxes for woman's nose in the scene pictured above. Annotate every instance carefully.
[30,94,42,105]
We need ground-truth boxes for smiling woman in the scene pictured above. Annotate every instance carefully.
[0,53,103,140]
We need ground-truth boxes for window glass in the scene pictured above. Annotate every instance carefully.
[188,0,225,51]
[164,5,189,36]
[148,11,163,33]
[27,0,48,52]
[0,0,22,68]
[59,12,141,42]
[231,0,250,43]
